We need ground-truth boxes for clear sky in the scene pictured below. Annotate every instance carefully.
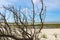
[0,0,60,22]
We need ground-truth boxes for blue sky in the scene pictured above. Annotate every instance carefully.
[0,0,60,22]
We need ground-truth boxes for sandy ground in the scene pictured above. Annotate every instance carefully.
[25,28,60,40]
[39,28,60,40]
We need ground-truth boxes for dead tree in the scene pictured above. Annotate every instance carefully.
[0,0,46,40]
